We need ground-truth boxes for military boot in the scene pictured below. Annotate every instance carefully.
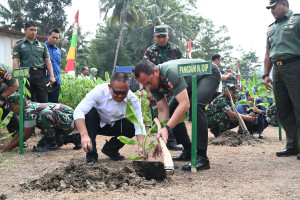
[101,138,125,161]
[33,137,58,152]
[63,133,82,150]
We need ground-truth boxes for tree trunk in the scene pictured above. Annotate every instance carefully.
[112,11,126,75]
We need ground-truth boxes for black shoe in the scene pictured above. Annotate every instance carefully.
[276,148,298,157]
[32,143,58,152]
[258,135,265,139]
[166,143,183,151]
[297,154,300,160]
[101,143,125,161]
[86,152,98,164]
[182,155,210,171]
[72,133,82,150]
[172,150,191,161]
[23,142,28,148]
[210,127,221,138]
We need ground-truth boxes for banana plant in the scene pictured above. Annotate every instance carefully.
[236,83,269,111]
[118,99,157,160]
[118,98,188,160]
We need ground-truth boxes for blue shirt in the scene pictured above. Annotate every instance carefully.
[45,41,61,84]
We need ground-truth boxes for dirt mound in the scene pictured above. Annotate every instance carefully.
[20,161,166,192]
[208,131,264,147]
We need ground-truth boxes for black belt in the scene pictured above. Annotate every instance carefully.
[274,57,300,66]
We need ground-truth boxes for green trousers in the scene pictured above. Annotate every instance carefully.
[273,60,300,151]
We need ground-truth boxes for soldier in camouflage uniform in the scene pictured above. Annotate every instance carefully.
[206,83,255,137]
[0,63,19,137]
[143,25,183,151]
[2,93,81,152]
[267,103,278,127]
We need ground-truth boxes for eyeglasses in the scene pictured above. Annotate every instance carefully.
[111,87,129,95]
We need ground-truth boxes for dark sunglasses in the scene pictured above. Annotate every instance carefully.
[111,87,129,95]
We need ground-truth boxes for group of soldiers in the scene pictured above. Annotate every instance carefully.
[2,0,299,172]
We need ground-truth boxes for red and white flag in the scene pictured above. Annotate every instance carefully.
[237,61,241,86]
[187,40,192,59]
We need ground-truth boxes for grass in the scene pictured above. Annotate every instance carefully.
[0,151,18,168]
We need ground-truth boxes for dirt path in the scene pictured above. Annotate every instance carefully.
[0,124,299,200]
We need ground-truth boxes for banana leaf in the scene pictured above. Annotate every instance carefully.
[117,136,139,145]
[0,131,15,141]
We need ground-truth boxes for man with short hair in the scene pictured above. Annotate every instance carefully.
[206,83,255,137]
[143,24,183,151]
[78,66,89,78]
[12,21,55,103]
[46,29,61,103]
[135,59,220,171]
[210,54,236,102]
[74,72,146,163]
[263,0,300,160]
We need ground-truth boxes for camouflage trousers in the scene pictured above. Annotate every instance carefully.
[36,107,74,146]
[208,112,239,133]
[267,104,278,127]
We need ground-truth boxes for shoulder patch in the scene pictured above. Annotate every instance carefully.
[6,74,12,80]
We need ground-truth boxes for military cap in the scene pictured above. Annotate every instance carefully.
[154,25,169,35]
[266,0,287,9]
[224,83,237,94]
[7,93,20,107]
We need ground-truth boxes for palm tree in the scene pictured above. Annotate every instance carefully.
[0,0,28,31]
[100,0,147,74]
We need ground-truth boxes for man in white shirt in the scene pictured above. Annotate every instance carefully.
[78,66,89,78]
[74,72,145,163]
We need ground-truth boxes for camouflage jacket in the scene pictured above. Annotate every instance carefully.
[24,101,74,130]
[206,94,232,118]
[143,42,182,65]
[0,63,17,92]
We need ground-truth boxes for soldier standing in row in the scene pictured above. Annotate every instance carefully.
[12,21,55,103]
[143,25,183,151]
[263,0,300,159]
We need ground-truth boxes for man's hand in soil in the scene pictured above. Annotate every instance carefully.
[81,135,92,152]
[138,146,148,160]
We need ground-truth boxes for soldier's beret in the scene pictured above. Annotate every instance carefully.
[154,25,169,35]
[224,83,237,93]
[7,93,20,107]
[266,0,287,9]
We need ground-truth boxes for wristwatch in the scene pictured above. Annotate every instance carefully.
[0,96,5,102]
[164,124,173,134]
[262,74,269,79]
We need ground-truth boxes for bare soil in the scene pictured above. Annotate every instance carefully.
[0,123,299,200]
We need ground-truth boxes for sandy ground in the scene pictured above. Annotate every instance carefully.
[0,123,299,200]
